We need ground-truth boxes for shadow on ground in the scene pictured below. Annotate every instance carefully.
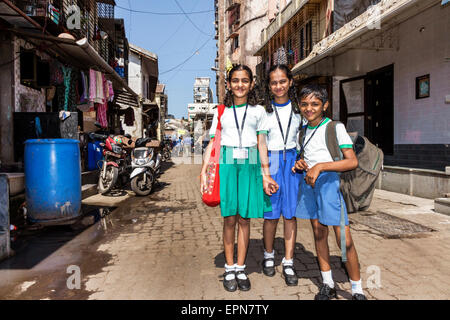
[213,237,352,299]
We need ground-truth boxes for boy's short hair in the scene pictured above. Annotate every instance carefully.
[299,84,328,105]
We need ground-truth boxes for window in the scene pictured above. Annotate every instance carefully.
[20,48,49,90]
[286,39,293,65]
[306,21,312,56]
[232,36,239,51]
[299,21,313,60]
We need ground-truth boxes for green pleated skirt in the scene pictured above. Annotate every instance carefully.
[219,146,272,218]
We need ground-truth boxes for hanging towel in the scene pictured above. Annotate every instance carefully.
[61,66,72,111]
[107,80,114,102]
[96,103,108,128]
[79,71,88,104]
[89,69,96,102]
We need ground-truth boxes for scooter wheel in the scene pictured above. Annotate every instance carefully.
[131,172,154,196]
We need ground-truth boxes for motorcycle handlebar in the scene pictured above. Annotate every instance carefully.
[89,132,109,141]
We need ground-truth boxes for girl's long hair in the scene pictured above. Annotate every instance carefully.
[224,64,259,107]
[262,64,300,114]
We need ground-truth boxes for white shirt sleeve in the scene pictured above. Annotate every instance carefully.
[209,108,219,137]
[336,122,353,149]
[256,106,269,133]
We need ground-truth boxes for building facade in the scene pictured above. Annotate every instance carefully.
[214,0,275,104]
[0,0,138,168]
[124,43,158,138]
[255,0,450,172]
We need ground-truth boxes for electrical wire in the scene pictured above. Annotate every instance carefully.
[115,5,213,15]
[127,0,132,43]
[159,36,213,75]
[156,0,203,52]
[173,0,214,37]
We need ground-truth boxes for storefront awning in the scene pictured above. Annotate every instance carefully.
[0,0,42,31]
[6,28,139,105]
[291,0,435,77]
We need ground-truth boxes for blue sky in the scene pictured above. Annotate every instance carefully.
[115,0,217,119]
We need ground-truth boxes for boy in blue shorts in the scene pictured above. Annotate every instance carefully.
[293,84,367,300]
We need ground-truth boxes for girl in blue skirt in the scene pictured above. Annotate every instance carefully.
[261,64,303,286]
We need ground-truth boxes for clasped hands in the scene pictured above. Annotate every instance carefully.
[292,159,321,188]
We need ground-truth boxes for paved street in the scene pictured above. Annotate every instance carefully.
[1,160,450,300]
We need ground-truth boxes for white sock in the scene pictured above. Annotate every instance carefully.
[350,279,364,295]
[321,270,335,288]
[282,257,295,275]
[264,250,275,267]
[235,264,247,280]
[224,263,235,281]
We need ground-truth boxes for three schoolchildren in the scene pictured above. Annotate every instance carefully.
[200,63,367,300]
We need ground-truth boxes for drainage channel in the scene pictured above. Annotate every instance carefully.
[350,211,436,239]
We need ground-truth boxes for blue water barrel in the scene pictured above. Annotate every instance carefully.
[87,141,103,171]
[24,139,81,224]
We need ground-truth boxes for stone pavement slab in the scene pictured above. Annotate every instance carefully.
[2,161,449,300]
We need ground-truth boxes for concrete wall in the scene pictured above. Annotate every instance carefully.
[13,37,46,113]
[377,166,450,199]
[120,106,143,138]
[0,31,15,165]
[333,2,450,145]
[128,51,142,96]
[0,175,10,261]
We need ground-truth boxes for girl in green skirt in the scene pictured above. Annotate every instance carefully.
[200,64,279,292]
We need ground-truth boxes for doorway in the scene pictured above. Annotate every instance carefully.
[365,64,394,155]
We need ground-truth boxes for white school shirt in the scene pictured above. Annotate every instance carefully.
[209,104,268,148]
[265,101,302,151]
[301,118,353,168]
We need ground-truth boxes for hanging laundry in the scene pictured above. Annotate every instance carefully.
[61,66,72,111]
[278,46,287,65]
[79,71,88,104]
[96,73,109,128]
[89,69,104,104]
[96,103,108,128]
[107,80,114,102]
[294,48,299,64]
[50,62,63,85]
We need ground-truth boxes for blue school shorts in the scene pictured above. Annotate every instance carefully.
[264,148,302,220]
[295,171,349,226]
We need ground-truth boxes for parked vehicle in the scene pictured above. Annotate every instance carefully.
[130,137,162,196]
[89,132,133,194]
[161,138,172,161]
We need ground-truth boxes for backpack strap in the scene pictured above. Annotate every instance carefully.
[325,120,343,161]
[296,124,307,161]
[326,120,347,263]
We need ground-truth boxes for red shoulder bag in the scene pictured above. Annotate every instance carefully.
[202,104,225,207]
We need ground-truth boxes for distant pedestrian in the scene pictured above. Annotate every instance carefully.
[200,64,279,292]
[293,84,367,300]
[183,135,192,157]
[261,64,303,286]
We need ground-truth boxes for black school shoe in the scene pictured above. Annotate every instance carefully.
[262,258,276,277]
[282,264,298,286]
[235,270,251,291]
[314,283,337,300]
[352,293,367,300]
[223,271,237,292]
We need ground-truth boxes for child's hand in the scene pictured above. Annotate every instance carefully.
[263,175,279,196]
[200,172,207,194]
[292,159,309,173]
[304,164,322,188]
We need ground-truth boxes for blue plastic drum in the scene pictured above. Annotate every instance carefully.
[24,139,81,224]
